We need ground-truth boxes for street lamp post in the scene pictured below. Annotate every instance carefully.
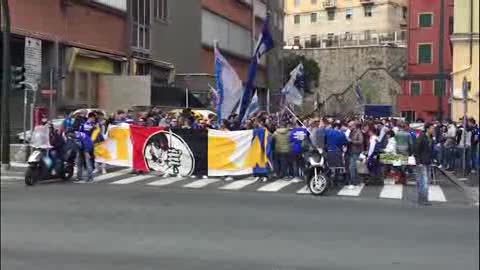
[462,77,468,176]
[1,0,12,169]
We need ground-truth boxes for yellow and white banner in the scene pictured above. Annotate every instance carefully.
[207,129,270,176]
[95,124,133,167]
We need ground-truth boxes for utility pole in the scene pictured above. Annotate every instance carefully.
[462,77,468,176]
[437,0,445,121]
[1,0,12,169]
[251,0,256,55]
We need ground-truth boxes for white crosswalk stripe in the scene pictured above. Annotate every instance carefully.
[337,183,365,197]
[0,176,23,180]
[428,185,447,202]
[219,178,257,190]
[296,185,311,194]
[147,177,186,187]
[257,179,294,192]
[93,169,132,182]
[110,175,156,185]
[25,168,451,203]
[379,184,403,200]
[183,178,221,189]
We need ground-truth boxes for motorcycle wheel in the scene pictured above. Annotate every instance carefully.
[25,167,39,186]
[62,165,74,181]
[308,173,329,196]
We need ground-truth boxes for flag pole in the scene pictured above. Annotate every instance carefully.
[266,88,270,114]
[285,105,308,130]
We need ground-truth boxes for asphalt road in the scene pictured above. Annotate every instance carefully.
[1,181,479,270]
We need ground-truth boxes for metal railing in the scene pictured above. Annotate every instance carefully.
[287,31,407,49]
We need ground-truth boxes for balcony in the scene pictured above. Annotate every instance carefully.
[322,0,336,9]
[359,0,374,5]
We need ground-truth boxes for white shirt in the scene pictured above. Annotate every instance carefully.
[385,137,397,154]
[368,135,378,157]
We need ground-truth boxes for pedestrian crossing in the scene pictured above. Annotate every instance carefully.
[77,169,454,203]
[0,168,456,203]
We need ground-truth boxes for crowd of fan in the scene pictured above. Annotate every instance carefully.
[59,107,479,184]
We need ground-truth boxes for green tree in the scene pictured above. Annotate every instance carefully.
[283,55,320,93]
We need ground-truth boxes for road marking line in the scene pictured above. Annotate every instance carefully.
[92,169,131,182]
[219,178,257,190]
[110,175,155,185]
[183,178,220,189]
[0,176,23,180]
[379,184,403,199]
[257,180,294,192]
[147,177,186,187]
[296,185,311,194]
[337,183,365,197]
[10,162,28,168]
[428,185,447,202]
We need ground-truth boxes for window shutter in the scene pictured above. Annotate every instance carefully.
[418,44,432,63]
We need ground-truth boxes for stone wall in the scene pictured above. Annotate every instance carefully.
[284,46,407,116]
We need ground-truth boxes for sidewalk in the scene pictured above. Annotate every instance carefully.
[439,168,479,206]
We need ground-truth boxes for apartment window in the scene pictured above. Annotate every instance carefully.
[419,13,433,27]
[294,15,301,24]
[364,5,373,17]
[294,0,301,7]
[132,0,151,50]
[401,111,416,122]
[410,82,421,96]
[310,12,317,23]
[293,36,300,46]
[402,6,408,19]
[346,8,353,19]
[418,44,432,64]
[304,39,311,48]
[153,0,168,22]
[202,10,250,57]
[364,30,371,40]
[434,80,446,97]
[344,32,352,40]
[311,35,318,47]
[327,10,335,21]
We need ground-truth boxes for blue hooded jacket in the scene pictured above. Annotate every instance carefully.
[325,128,348,151]
[75,131,94,153]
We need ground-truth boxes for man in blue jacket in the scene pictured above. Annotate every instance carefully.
[69,130,95,182]
[290,122,309,180]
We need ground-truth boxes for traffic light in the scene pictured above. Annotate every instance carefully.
[11,66,26,90]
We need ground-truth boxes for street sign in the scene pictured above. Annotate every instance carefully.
[40,89,56,96]
[24,37,42,86]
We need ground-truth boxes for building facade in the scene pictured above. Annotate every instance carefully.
[128,0,284,109]
[450,0,479,122]
[284,0,408,49]
[398,0,454,122]
[3,0,129,134]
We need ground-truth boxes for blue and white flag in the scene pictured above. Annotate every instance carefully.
[238,17,274,122]
[214,44,244,121]
[355,82,365,104]
[242,92,259,122]
[281,63,304,106]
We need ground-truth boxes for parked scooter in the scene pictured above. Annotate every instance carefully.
[25,126,76,186]
[304,148,330,195]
